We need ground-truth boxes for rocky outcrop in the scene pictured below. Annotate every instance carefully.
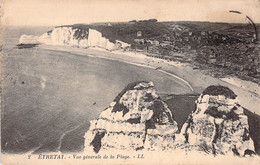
[84,81,178,153]
[180,85,255,156]
[84,83,256,156]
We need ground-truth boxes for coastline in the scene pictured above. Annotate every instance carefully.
[38,44,260,115]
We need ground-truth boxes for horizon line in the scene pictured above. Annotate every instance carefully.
[3,20,260,27]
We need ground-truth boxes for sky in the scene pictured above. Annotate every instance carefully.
[1,0,260,26]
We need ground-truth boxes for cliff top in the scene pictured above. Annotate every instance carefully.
[202,85,237,99]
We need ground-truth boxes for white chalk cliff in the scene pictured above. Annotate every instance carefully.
[180,86,255,156]
[87,29,118,50]
[84,82,256,156]
[19,26,130,50]
[84,81,178,153]
[38,27,88,47]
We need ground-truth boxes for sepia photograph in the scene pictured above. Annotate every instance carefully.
[1,0,260,164]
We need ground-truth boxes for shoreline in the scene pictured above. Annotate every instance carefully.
[38,44,260,115]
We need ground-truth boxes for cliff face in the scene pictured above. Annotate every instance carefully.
[38,27,89,48]
[84,81,178,153]
[180,86,255,156]
[19,26,130,50]
[87,29,118,50]
[84,83,256,156]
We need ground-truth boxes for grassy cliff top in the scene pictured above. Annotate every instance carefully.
[202,85,237,99]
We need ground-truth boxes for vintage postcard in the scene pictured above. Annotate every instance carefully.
[1,0,260,164]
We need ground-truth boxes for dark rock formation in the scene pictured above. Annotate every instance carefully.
[180,85,255,156]
[84,81,178,153]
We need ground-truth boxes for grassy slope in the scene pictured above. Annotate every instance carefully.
[59,21,171,43]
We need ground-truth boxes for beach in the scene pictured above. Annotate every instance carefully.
[39,44,260,115]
